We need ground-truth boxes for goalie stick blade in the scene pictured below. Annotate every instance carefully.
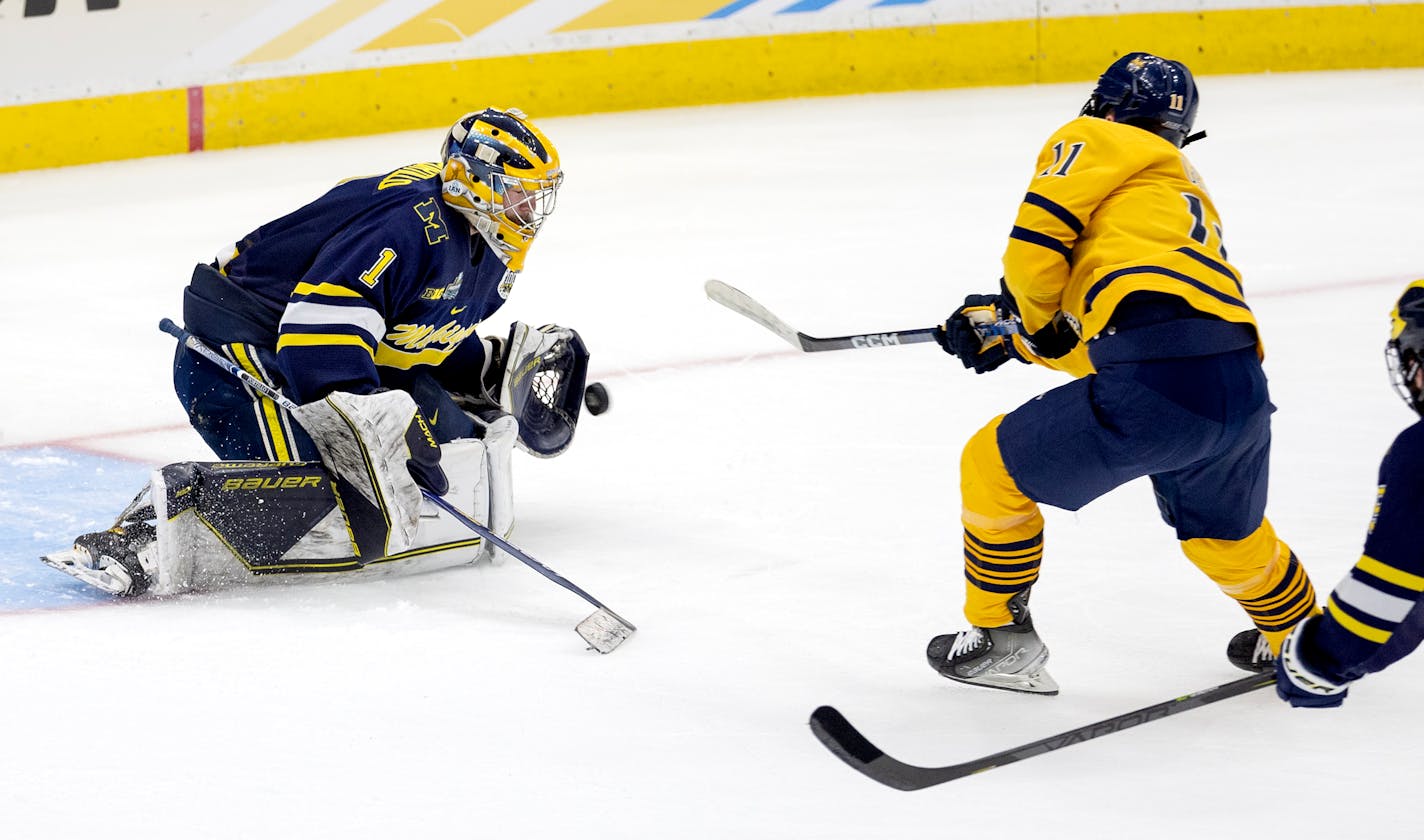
[576,608,636,654]
[810,673,1277,791]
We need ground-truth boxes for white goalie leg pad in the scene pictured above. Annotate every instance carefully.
[146,463,359,595]
[474,412,517,545]
[150,465,235,596]
[403,425,513,567]
[291,390,425,555]
[410,438,494,564]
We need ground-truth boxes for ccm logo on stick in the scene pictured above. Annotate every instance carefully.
[851,333,901,348]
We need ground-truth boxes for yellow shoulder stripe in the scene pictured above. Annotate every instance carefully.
[276,333,376,358]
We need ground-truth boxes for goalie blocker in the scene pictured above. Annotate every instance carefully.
[42,321,590,596]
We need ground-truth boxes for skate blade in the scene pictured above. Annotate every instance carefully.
[39,549,135,596]
[576,608,636,654]
[941,667,1060,696]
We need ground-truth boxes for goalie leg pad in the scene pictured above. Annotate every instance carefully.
[473,411,517,545]
[43,444,508,597]
[151,461,358,594]
[291,390,427,557]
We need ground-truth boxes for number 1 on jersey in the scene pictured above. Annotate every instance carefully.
[359,247,396,288]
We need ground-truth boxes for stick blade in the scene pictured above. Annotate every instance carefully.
[576,608,636,654]
[704,279,803,350]
[809,706,961,791]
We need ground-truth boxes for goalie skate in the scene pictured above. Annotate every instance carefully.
[41,521,158,597]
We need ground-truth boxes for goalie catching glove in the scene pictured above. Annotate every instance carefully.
[448,322,589,458]
[498,322,590,458]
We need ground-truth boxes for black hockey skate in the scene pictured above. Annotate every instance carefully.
[1227,628,1275,673]
[926,590,1059,696]
[42,519,157,596]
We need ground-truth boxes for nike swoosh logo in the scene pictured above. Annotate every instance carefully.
[451,306,467,314]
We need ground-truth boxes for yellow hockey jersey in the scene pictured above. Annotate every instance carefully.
[1003,115,1259,377]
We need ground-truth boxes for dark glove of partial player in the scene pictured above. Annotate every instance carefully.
[404,410,449,496]
[935,294,1016,374]
[993,278,1078,360]
[1022,311,1080,360]
[1274,617,1350,708]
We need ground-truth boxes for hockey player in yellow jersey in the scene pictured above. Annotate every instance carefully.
[926,53,1318,694]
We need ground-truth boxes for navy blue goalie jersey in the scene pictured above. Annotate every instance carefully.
[182,163,514,404]
[1309,419,1424,682]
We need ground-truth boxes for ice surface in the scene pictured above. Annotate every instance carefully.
[1,69,1421,838]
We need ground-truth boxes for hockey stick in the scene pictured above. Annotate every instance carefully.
[809,672,1275,791]
[158,318,636,653]
[704,279,1017,352]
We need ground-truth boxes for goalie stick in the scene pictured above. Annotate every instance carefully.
[704,279,1017,352]
[809,672,1275,791]
[157,318,636,654]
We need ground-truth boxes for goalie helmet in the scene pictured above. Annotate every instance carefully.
[441,108,563,272]
[1387,280,1424,416]
[1081,52,1200,148]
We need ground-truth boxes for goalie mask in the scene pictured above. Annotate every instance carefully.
[1387,280,1424,416]
[441,108,563,272]
[501,322,590,458]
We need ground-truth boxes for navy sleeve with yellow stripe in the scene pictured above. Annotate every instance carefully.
[1001,116,1260,376]
[1309,421,1424,683]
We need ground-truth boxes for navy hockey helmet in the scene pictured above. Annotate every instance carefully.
[1387,280,1424,415]
[440,108,562,272]
[1081,52,1201,147]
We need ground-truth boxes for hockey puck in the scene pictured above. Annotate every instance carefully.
[584,382,610,416]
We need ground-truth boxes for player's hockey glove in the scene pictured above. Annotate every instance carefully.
[996,280,1079,360]
[1020,312,1080,360]
[404,407,449,496]
[1275,616,1350,708]
[935,294,1021,374]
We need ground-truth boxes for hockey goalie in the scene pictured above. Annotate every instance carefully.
[42,322,589,597]
[42,108,595,598]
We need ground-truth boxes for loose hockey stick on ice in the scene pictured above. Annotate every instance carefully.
[809,672,1275,791]
[158,318,636,653]
[704,279,1017,352]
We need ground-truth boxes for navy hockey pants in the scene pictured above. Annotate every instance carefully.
[996,346,1273,541]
